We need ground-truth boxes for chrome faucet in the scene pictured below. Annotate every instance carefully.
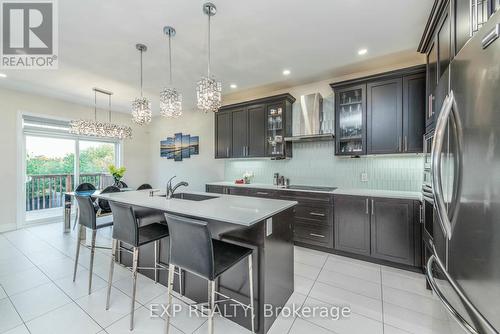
[166,176,189,199]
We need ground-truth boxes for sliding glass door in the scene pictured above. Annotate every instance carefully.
[22,115,121,225]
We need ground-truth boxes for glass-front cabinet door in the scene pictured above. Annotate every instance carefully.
[267,103,285,158]
[335,84,366,155]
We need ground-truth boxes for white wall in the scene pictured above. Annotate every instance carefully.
[0,87,151,232]
[148,110,225,192]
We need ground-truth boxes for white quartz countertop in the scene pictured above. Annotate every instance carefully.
[94,190,297,226]
[331,188,422,201]
[207,181,422,200]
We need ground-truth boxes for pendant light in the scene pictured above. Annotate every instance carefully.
[196,2,222,113]
[131,43,152,125]
[160,26,182,118]
[70,88,132,140]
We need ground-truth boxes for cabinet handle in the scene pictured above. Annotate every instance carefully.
[371,199,374,215]
[365,199,369,215]
[404,136,408,152]
[420,205,424,224]
[309,212,325,217]
[398,136,402,152]
[256,192,269,195]
[309,233,325,238]
[226,147,230,157]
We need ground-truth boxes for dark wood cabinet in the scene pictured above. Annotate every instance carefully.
[334,195,371,256]
[426,41,438,130]
[403,74,426,153]
[367,78,403,154]
[332,66,425,156]
[438,9,451,78]
[370,197,415,265]
[215,111,232,158]
[247,104,267,157]
[231,108,248,158]
[215,94,295,159]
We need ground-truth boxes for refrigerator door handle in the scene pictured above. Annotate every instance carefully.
[426,241,499,334]
[431,91,464,240]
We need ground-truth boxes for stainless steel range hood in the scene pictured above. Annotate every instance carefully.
[284,93,334,142]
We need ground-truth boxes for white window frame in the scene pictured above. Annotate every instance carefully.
[17,111,123,228]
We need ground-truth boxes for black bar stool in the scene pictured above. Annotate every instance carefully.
[164,214,255,334]
[106,201,181,331]
[72,182,96,230]
[73,195,113,295]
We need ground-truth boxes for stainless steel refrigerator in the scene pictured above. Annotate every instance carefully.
[426,10,500,334]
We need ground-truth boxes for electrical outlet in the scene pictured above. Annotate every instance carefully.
[361,172,368,182]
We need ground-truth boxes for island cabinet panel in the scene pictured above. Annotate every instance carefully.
[367,78,403,154]
[215,111,232,158]
[334,195,371,256]
[370,197,415,265]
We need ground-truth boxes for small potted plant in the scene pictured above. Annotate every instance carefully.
[243,171,254,184]
[108,165,126,188]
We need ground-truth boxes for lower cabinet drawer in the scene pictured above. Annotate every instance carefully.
[295,205,330,224]
[294,222,333,248]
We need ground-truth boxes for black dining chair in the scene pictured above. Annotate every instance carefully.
[137,183,152,190]
[164,214,255,334]
[96,185,121,215]
[105,201,181,331]
[72,183,97,230]
[115,180,128,188]
[73,195,113,295]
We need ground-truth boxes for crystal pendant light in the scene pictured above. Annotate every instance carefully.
[196,2,222,113]
[131,44,152,125]
[160,26,182,118]
[70,88,132,140]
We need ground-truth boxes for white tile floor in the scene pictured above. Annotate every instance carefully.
[0,223,454,334]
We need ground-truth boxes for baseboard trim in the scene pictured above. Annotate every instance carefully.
[0,223,18,233]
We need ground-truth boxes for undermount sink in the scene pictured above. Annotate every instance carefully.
[157,193,217,201]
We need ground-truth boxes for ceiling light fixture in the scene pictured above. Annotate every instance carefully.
[196,2,222,113]
[230,84,237,89]
[131,44,152,125]
[358,48,368,55]
[282,69,291,76]
[160,26,182,118]
[70,88,132,140]
[0,73,6,78]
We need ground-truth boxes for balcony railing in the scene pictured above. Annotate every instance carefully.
[26,173,114,211]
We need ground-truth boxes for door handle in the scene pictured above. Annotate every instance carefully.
[426,240,499,334]
[431,91,463,240]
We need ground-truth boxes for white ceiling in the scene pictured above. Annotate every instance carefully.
[0,0,434,114]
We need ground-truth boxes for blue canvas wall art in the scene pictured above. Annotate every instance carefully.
[160,133,200,161]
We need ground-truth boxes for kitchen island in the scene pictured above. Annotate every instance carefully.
[95,190,297,334]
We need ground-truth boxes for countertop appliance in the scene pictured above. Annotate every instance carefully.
[426,11,500,334]
[284,93,335,142]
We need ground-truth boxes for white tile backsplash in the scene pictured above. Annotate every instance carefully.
[225,141,424,191]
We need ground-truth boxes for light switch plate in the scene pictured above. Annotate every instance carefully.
[361,172,368,182]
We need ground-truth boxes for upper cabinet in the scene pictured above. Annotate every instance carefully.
[214,94,295,159]
[331,66,426,156]
[419,0,497,132]
[335,84,366,155]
